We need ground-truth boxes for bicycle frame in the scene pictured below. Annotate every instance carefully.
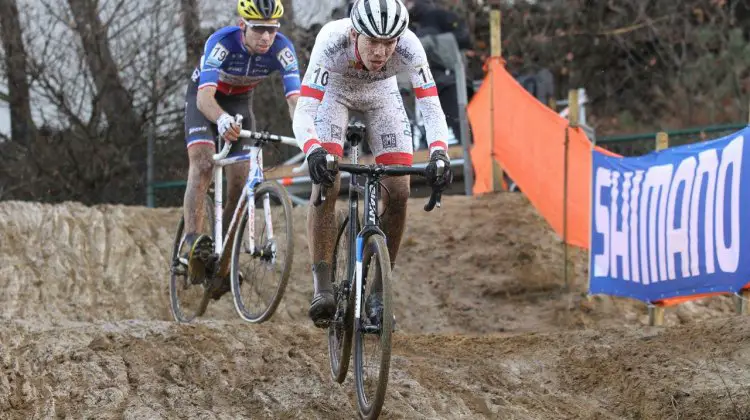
[208,127,290,277]
[346,165,384,334]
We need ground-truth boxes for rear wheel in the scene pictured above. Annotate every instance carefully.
[353,234,393,420]
[169,194,214,323]
[230,181,294,323]
[328,210,359,383]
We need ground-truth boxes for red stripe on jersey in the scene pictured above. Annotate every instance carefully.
[376,152,413,166]
[415,86,438,98]
[429,141,449,152]
[303,139,321,154]
[301,85,325,101]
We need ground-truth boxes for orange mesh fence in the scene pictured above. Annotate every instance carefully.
[467,58,618,249]
[466,58,746,306]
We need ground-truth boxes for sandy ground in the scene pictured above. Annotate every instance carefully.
[0,192,748,419]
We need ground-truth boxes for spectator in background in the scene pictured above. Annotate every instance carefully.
[403,0,475,146]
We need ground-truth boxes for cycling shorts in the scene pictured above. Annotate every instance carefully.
[184,79,257,149]
[315,77,413,166]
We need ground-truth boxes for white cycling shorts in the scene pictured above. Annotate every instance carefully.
[314,77,414,166]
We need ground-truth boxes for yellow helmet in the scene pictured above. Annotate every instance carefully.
[237,0,284,20]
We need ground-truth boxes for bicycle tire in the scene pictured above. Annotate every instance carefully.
[230,180,294,323]
[169,195,214,323]
[328,211,359,383]
[353,234,393,420]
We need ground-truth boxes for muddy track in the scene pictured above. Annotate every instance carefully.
[0,193,747,419]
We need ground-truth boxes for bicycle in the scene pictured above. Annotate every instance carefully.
[169,115,295,324]
[313,122,445,420]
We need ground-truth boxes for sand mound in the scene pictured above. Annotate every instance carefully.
[0,192,746,418]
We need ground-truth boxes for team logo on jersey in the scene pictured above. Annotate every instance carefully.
[381,133,397,150]
[331,124,342,141]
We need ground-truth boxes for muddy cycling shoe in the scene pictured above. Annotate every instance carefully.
[308,261,336,328]
[183,233,213,285]
[210,271,244,301]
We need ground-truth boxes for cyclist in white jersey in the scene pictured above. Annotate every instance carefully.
[293,0,454,327]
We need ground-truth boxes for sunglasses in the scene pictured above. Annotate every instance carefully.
[243,19,280,35]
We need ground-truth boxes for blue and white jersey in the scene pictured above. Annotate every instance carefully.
[191,26,301,97]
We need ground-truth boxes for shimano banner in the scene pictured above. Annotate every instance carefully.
[589,127,750,303]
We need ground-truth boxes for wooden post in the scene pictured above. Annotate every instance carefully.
[649,305,665,326]
[568,90,579,129]
[489,9,504,192]
[735,291,750,314]
[656,131,669,151]
[548,98,557,111]
[648,131,669,326]
[563,89,578,291]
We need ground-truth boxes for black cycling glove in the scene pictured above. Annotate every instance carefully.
[425,149,453,191]
[307,148,338,187]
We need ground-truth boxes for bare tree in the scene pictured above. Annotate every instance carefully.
[66,0,141,144]
[180,0,202,73]
[0,0,35,144]
[0,0,190,204]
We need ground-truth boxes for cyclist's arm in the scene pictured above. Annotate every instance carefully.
[197,86,229,123]
[197,37,232,123]
[286,94,299,120]
[273,36,302,121]
[406,36,452,157]
[292,30,332,156]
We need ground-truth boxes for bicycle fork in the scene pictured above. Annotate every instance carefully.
[213,146,275,262]
[354,179,382,334]
[243,146,276,261]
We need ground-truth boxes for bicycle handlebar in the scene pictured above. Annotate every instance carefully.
[213,114,295,162]
[313,155,445,211]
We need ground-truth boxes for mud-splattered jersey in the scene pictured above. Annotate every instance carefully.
[191,26,301,97]
[292,18,450,157]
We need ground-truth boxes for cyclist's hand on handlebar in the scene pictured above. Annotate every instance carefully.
[307,148,338,187]
[425,149,453,192]
[217,113,241,142]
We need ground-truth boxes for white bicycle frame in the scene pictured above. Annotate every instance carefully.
[209,115,297,263]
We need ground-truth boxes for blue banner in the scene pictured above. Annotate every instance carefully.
[589,127,750,303]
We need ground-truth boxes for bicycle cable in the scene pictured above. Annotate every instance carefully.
[378,178,392,220]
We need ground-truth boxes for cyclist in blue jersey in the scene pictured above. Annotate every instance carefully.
[182,0,301,300]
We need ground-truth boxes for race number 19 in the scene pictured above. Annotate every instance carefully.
[209,44,228,62]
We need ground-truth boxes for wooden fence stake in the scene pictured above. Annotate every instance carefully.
[648,132,669,326]
[489,9,504,192]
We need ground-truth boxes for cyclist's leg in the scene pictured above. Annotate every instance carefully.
[363,84,414,320]
[183,79,218,251]
[307,92,349,326]
[365,85,414,269]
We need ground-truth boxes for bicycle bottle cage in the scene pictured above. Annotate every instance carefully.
[346,121,366,147]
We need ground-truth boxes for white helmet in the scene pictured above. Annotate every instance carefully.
[350,0,409,40]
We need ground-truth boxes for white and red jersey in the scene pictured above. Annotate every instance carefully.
[292,18,451,161]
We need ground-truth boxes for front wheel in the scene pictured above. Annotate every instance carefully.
[230,180,294,323]
[354,234,393,420]
[328,210,358,384]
